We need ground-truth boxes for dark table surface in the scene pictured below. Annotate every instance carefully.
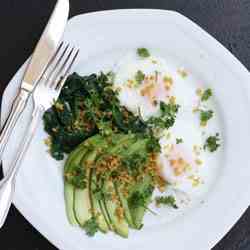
[0,0,250,249]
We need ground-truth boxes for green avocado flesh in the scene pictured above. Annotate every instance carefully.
[64,133,155,237]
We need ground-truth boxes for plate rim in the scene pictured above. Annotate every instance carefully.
[2,9,250,250]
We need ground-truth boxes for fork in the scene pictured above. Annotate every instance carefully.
[0,43,79,228]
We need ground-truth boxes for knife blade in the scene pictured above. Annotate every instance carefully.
[22,0,69,92]
[0,0,69,161]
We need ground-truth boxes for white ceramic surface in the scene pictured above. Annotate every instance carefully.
[2,9,250,250]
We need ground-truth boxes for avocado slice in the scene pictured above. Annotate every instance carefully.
[74,135,113,233]
[114,182,134,228]
[89,169,109,233]
[72,144,103,227]
[64,141,89,226]
[102,180,129,238]
[64,134,103,175]
[115,139,154,229]
[64,182,78,225]
[120,138,149,158]
[99,134,136,157]
[73,187,92,226]
[113,139,150,228]
[83,143,110,233]
[128,175,153,229]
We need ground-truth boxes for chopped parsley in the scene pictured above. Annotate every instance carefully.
[135,70,145,85]
[93,186,112,201]
[107,71,115,83]
[128,186,156,215]
[176,138,183,144]
[146,135,161,153]
[129,191,146,209]
[201,88,212,102]
[93,188,103,201]
[204,133,220,152]
[200,110,213,126]
[64,165,87,189]
[129,185,154,209]
[97,120,113,136]
[147,101,180,130]
[83,217,99,236]
[122,153,148,176]
[177,69,188,78]
[137,48,150,58]
[155,195,178,209]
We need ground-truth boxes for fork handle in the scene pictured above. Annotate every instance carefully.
[0,90,29,164]
[0,105,42,228]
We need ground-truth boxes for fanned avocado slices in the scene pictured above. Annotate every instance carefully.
[64,133,158,238]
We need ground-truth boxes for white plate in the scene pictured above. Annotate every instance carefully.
[2,9,250,250]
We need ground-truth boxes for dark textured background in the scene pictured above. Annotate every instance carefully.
[0,0,250,249]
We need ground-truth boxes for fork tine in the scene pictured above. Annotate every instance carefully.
[50,46,75,88]
[62,49,79,78]
[37,41,64,83]
[55,49,80,90]
[45,43,70,86]
[43,42,64,75]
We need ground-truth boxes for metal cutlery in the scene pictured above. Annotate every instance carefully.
[0,0,69,168]
[0,43,79,228]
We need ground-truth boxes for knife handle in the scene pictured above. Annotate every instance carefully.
[0,104,42,228]
[0,90,29,166]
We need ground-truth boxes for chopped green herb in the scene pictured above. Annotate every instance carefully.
[107,71,116,83]
[155,195,178,209]
[54,101,64,111]
[146,135,161,153]
[147,101,180,130]
[200,110,213,125]
[135,70,145,85]
[129,191,146,209]
[93,188,103,201]
[137,48,150,58]
[201,88,212,102]
[122,153,148,176]
[204,133,220,152]
[176,138,183,144]
[93,186,112,201]
[50,139,64,160]
[83,217,99,236]
[64,165,87,189]
[97,121,113,136]
[129,185,154,209]
[128,186,156,215]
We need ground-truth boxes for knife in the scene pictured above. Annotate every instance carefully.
[0,0,69,166]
